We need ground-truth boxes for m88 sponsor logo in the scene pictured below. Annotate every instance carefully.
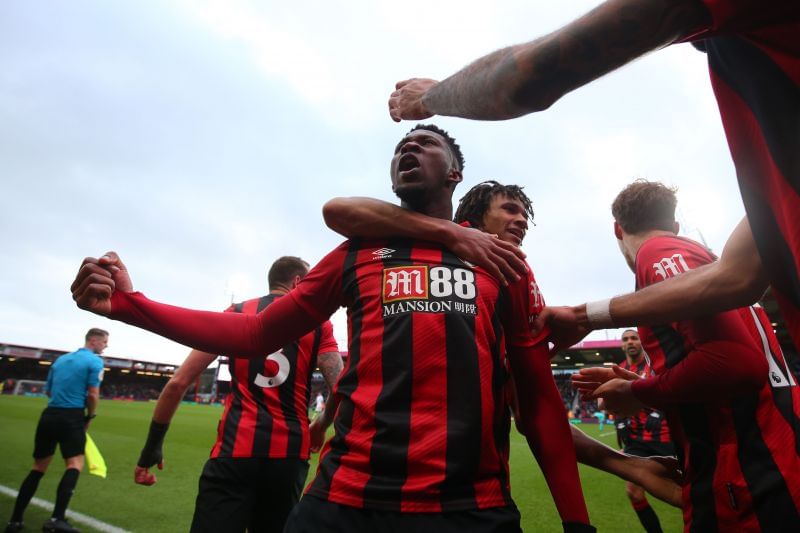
[381,265,478,317]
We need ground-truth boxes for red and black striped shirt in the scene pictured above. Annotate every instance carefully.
[633,235,800,532]
[295,239,548,512]
[108,238,586,520]
[210,294,339,460]
[681,0,800,352]
[617,359,671,444]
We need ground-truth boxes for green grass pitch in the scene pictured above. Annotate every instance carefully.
[0,396,682,532]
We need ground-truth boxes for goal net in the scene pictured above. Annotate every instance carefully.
[13,379,47,396]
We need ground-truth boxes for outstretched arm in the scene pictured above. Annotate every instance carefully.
[570,426,682,507]
[135,349,217,485]
[536,217,767,337]
[323,197,527,285]
[606,217,767,326]
[573,332,768,414]
[389,0,709,121]
[72,253,323,358]
[509,343,591,528]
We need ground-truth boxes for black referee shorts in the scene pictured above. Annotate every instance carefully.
[284,496,523,533]
[189,456,309,533]
[624,439,675,458]
[33,407,86,459]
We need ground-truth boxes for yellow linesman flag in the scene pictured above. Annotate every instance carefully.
[85,433,107,478]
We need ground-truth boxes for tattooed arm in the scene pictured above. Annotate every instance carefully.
[389,0,710,121]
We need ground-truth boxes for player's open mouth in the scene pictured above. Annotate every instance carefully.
[398,154,420,173]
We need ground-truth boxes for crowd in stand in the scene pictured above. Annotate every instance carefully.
[100,383,161,401]
[554,374,600,420]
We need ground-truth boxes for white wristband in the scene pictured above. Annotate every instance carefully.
[585,298,614,329]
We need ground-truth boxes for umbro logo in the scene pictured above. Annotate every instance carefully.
[372,248,396,260]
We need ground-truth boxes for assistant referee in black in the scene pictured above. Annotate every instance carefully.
[5,328,106,533]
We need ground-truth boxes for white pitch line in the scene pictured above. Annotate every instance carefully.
[0,484,130,533]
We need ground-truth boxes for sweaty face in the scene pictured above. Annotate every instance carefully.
[390,130,457,206]
[479,193,528,246]
[620,330,643,361]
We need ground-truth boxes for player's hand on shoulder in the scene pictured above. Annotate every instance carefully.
[449,226,527,286]
[71,251,133,316]
[388,78,437,122]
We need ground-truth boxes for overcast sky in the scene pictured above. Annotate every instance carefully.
[0,0,744,365]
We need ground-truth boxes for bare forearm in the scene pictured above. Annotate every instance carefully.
[318,351,343,393]
[573,427,643,482]
[152,350,218,424]
[580,222,766,329]
[423,0,708,120]
[572,425,622,471]
[323,197,455,243]
[152,381,190,424]
[315,351,344,429]
[85,393,98,416]
[318,393,340,429]
[609,272,761,328]
[571,426,682,507]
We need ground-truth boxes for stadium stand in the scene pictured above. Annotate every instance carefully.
[3,307,795,413]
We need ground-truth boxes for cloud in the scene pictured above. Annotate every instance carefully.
[0,0,747,363]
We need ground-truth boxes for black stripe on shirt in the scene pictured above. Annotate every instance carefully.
[706,35,799,195]
[739,180,800,310]
[706,35,800,309]
[362,238,414,510]
[678,404,718,533]
[219,392,242,456]
[308,240,360,499]
[278,341,303,457]
[651,325,688,369]
[731,391,800,528]
[249,295,276,455]
[489,285,512,505]
[440,248,481,510]
[771,387,800,457]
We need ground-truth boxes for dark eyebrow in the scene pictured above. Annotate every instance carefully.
[394,133,441,152]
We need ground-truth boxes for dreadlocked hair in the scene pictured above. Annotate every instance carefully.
[454,180,535,227]
[407,124,465,171]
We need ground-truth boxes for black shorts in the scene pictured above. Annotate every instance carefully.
[624,439,675,458]
[190,456,309,533]
[284,495,522,533]
[33,407,86,459]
